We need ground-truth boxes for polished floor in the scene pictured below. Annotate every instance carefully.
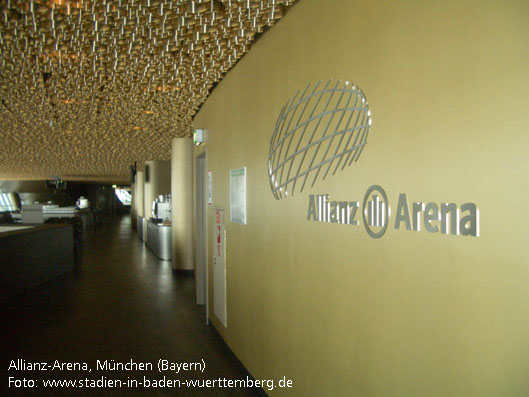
[0,215,260,396]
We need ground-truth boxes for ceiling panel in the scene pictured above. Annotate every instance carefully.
[0,0,296,182]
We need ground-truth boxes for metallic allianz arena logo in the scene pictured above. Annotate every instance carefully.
[307,185,480,239]
[268,80,372,199]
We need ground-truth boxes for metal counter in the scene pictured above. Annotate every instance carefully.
[146,220,172,260]
[0,224,74,297]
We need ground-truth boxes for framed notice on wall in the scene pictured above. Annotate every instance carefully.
[230,167,246,224]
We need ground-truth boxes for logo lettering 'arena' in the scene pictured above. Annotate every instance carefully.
[307,185,479,239]
[268,80,372,200]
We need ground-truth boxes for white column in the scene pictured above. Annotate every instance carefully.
[171,137,194,271]
[130,180,137,229]
[135,170,145,218]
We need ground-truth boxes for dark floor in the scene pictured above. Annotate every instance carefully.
[0,215,261,396]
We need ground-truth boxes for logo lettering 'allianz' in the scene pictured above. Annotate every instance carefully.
[307,185,479,239]
[307,194,359,225]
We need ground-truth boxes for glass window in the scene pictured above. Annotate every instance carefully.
[114,189,132,206]
[0,193,18,212]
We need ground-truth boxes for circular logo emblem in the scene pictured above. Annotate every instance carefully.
[362,185,389,239]
[268,80,372,199]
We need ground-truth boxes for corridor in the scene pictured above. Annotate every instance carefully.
[0,216,261,396]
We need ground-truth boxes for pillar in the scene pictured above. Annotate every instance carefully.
[135,170,145,239]
[135,170,145,218]
[130,180,137,229]
[171,137,194,271]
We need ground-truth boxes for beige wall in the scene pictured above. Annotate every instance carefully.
[143,160,171,219]
[193,0,529,395]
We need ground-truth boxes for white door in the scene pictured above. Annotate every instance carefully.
[213,208,227,327]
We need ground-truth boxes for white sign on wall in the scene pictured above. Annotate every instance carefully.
[230,167,247,224]
[213,208,227,327]
[207,170,213,205]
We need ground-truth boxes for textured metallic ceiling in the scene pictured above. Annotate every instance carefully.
[0,0,295,182]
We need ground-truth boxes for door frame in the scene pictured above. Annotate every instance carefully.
[194,151,208,316]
